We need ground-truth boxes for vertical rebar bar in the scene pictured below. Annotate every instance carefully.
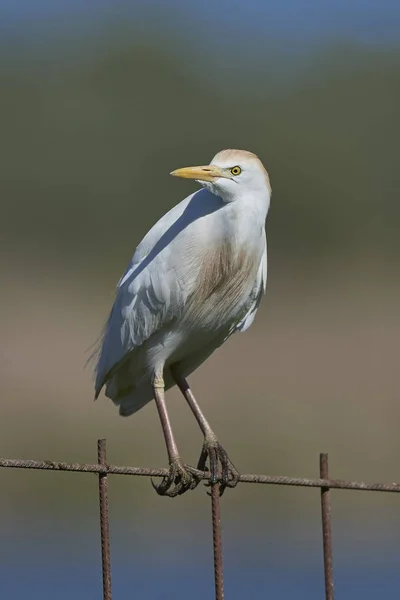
[320,453,334,600]
[211,483,224,600]
[98,439,112,600]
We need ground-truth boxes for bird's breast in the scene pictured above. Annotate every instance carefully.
[197,239,256,301]
[183,232,263,331]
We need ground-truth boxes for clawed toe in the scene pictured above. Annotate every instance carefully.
[150,443,239,497]
[152,460,200,497]
[197,439,240,496]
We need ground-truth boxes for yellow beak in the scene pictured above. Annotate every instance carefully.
[170,164,226,182]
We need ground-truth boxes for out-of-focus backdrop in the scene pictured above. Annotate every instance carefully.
[1,1,399,598]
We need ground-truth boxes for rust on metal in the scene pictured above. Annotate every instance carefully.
[211,483,224,600]
[2,446,400,598]
[98,439,112,600]
[320,453,334,600]
[1,455,400,494]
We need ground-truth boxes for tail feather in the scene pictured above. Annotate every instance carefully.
[116,385,153,416]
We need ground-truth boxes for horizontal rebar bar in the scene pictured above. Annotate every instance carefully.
[1,456,399,493]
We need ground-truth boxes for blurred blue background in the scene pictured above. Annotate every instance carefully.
[1,1,399,598]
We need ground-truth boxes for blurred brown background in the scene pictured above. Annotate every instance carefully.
[0,2,399,598]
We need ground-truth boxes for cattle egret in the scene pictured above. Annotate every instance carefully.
[94,149,271,497]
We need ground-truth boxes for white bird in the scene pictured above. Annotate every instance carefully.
[94,149,271,496]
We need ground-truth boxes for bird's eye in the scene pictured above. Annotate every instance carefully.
[230,166,242,176]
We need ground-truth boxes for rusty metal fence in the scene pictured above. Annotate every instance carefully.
[2,439,400,600]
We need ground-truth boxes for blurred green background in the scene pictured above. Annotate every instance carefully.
[1,1,399,598]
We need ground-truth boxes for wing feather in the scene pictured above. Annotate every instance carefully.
[93,194,199,397]
[95,252,184,396]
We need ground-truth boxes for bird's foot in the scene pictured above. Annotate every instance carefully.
[197,438,240,496]
[152,459,201,497]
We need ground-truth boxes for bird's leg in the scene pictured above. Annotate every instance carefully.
[172,371,240,495]
[151,371,200,497]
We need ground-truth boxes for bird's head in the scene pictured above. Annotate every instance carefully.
[170,149,271,203]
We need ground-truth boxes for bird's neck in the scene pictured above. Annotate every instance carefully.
[233,190,270,225]
[215,196,268,253]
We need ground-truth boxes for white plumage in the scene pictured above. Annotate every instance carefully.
[94,149,271,496]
